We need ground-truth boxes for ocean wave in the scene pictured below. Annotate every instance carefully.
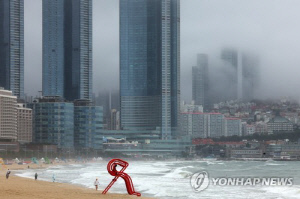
[264,163,286,166]
[261,185,300,198]
[14,160,300,199]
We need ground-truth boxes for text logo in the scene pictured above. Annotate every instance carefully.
[190,170,294,193]
[190,171,210,192]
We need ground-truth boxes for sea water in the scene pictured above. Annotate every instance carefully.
[16,160,300,199]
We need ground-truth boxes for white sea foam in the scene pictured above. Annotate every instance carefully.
[264,163,286,166]
[261,185,300,198]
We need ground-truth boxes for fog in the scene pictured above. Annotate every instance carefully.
[24,0,300,102]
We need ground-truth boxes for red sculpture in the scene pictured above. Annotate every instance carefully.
[102,159,141,197]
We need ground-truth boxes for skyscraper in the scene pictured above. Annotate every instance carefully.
[42,0,64,97]
[120,0,180,140]
[94,90,120,129]
[241,53,259,101]
[43,0,92,101]
[192,54,209,110]
[221,48,238,101]
[0,0,24,99]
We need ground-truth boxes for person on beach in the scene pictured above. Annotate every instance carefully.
[6,169,11,179]
[35,173,38,180]
[94,178,99,191]
[52,174,56,182]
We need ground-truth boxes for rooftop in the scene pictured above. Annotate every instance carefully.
[268,116,291,123]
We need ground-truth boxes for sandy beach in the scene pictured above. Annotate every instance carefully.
[0,163,151,199]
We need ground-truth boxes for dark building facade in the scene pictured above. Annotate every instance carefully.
[94,90,120,129]
[221,48,238,101]
[120,0,180,139]
[74,100,103,150]
[43,0,92,101]
[0,0,24,99]
[31,97,74,150]
[241,53,259,101]
[31,97,103,150]
[192,54,209,110]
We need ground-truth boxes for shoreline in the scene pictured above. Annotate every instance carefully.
[1,163,152,199]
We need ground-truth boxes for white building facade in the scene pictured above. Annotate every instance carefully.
[0,89,17,140]
[17,103,32,143]
[224,118,242,136]
[180,112,225,138]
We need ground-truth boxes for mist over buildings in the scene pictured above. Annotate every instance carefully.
[24,0,300,102]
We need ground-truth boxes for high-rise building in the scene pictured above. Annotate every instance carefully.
[120,0,180,140]
[221,48,238,101]
[31,97,104,150]
[0,88,17,141]
[224,117,242,136]
[208,113,225,138]
[17,103,32,143]
[31,96,74,149]
[43,0,92,101]
[219,49,259,102]
[180,113,208,138]
[42,0,64,97]
[95,90,120,129]
[192,54,209,110]
[180,101,203,113]
[180,112,228,138]
[110,109,120,130]
[241,53,259,101]
[0,0,24,99]
[74,99,103,150]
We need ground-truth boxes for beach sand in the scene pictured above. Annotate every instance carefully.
[0,164,151,199]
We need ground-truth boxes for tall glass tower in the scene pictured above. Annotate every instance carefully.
[221,48,238,101]
[120,0,180,140]
[242,53,259,101]
[0,0,24,99]
[192,54,209,110]
[42,0,65,97]
[43,0,92,101]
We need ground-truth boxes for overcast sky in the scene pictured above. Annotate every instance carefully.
[24,0,300,102]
